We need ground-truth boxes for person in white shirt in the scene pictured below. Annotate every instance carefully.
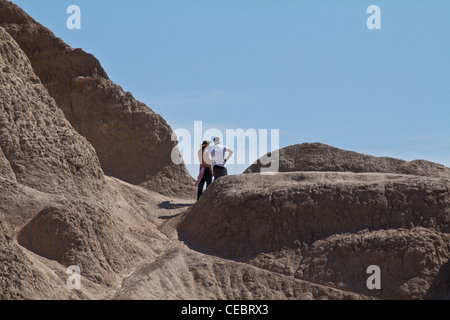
[208,137,233,180]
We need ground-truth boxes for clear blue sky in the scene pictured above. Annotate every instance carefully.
[10,0,450,178]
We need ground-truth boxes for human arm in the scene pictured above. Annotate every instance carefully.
[224,148,233,163]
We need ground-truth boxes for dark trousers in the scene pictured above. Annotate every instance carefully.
[213,165,228,181]
[197,167,212,199]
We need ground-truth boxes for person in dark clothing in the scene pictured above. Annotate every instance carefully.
[209,137,233,181]
[196,140,213,200]
[213,165,227,180]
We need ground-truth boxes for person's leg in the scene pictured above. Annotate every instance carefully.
[213,166,222,180]
[214,166,227,180]
[204,168,212,187]
[213,166,220,180]
[197,168,212,199]
[197,177,206,200]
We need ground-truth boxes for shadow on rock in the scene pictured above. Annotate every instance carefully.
[157,201,193,210]
[425,259,450,300]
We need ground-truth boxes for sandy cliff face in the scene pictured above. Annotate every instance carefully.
[0,0,195,198]
[0,24,107,298]
[0,25,105,198]
[0,20,160,297]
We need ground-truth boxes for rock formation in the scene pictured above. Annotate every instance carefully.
[0,0,195,198]
[0,21,145,295]
[0,23,104,198]
[1,0,449,301]
[17,203,142,287]
[245,142,450,179]
[180,147,450,299]
[0,211,73,299]
[180,172,450,258]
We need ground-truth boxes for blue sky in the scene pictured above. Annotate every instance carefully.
[10,0,450,177]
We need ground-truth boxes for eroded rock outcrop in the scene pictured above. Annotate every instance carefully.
[0,0,194,198]
[0,211,72,299]
[0,25,105,197]
[180,172,450,257]
[17,203,142,287]
[179,172,450,299]
[294,227,450,300]
[0,21,161,296]
[245,143,450,179]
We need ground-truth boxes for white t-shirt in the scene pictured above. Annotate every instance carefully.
[207,144,228,167]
